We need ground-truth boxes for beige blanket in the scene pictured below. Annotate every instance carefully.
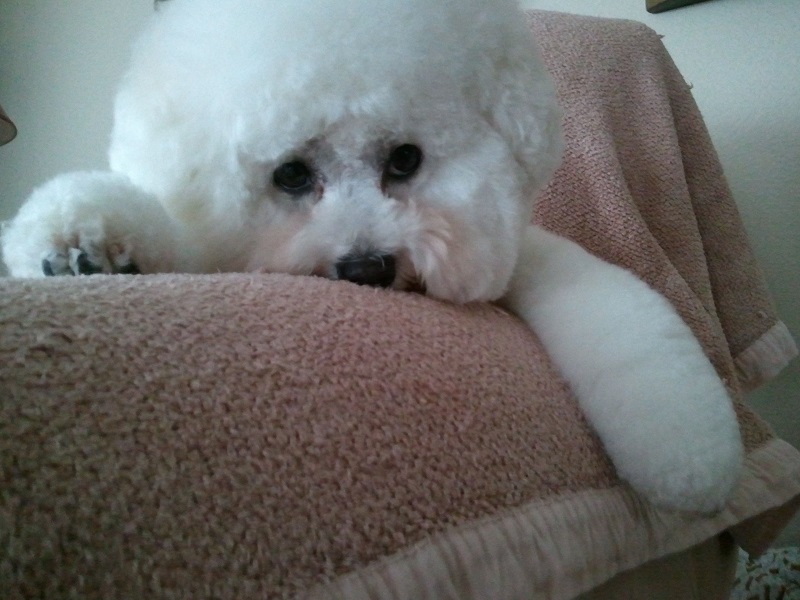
[1,10,798,600]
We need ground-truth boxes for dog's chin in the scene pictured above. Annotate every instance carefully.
[249,238,514,303]
[305,256,428,294]
[255,256,512,303]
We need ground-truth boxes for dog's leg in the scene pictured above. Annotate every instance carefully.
[2,171,185,277]
[500,224,743,513]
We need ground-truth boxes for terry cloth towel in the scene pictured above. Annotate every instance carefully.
[1,9,798,600]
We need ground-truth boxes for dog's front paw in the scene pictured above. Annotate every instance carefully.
[2,171,176,277]
[506,226,744,514]
[40,243,141,277]
[624,432,743,514]
[599,373,744,514]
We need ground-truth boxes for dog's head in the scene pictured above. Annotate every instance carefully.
[110,0,563,302]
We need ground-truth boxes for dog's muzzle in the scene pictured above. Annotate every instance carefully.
[335,252,396,288]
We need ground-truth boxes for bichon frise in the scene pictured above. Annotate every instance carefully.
[1,0,742,512]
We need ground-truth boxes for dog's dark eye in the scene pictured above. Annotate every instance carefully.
[273,161,314,195]
[385,144,422,180]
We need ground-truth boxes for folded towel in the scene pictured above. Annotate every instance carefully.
[528,11,796,391]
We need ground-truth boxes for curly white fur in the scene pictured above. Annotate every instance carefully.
[1,0,742,512]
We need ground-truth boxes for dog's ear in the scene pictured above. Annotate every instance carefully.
[480,26,564,203]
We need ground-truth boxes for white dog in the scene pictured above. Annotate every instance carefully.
[1,0,742,512]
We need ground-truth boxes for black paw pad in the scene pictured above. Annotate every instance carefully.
[42,258,56,277]
[73,251,104,275]
[41,247,141,276]
[42,252,72,277]
[116,262,141,275]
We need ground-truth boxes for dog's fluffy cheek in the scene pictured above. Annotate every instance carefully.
[244,212,314,274]
[409,206,519,304]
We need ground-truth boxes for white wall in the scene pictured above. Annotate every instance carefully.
[0,0,154,220]
[1,0,798,542]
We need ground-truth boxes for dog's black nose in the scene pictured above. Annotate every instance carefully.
[335,253,396,288]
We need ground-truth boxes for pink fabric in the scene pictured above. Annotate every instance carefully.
[527,12,797,392]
